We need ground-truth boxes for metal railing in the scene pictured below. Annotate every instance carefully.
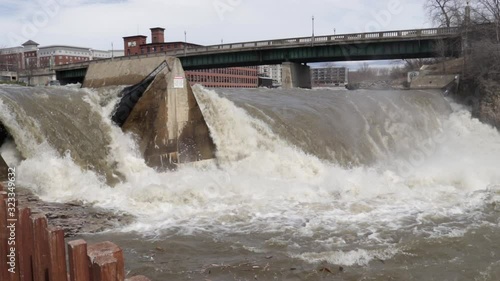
[55,27,460,70]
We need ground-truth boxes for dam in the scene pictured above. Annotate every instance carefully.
[0,56,216,182]
[0,61,499,280]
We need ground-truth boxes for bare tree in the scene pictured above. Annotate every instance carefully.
[477,0,500,41]
[403,58,438,71]
[23,57,38,86]
[424,0,466,27]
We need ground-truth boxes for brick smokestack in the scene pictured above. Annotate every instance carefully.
[150,27,165,43]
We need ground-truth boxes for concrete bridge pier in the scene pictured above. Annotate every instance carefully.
[282,62,312,89]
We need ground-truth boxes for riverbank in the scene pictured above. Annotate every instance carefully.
[456,77,500,130]
[16,187,134,237]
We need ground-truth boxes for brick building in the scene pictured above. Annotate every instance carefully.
[124,27,202,56]
[0,40,123,72]
[123,27,258,88]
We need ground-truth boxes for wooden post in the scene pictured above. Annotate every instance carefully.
[17,207,33,281]
[6,198,20,281]
[87,242,124,281]
[68,240,90,281]
[0,192,10,281]
[47,226,67,281]
[31,214,50,281]
[91,256,117,281]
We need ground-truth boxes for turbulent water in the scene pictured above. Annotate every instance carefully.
[0,85,499,280]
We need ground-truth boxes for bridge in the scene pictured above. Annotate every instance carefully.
[55,27,463,88]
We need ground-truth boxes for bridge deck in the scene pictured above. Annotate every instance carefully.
[55,27,462,74]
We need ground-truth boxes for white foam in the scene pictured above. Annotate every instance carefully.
[293,247,400,266]
[1,86,499,261]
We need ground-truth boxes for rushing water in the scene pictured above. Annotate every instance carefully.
[0,85,499,280]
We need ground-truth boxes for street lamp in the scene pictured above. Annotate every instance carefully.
[312,15,315,46]
[184,31,187,56]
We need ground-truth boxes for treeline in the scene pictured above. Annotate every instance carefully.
[425,0,500,128]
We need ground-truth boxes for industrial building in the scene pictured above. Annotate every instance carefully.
[311,67,349,87]
[123,27,258,88]
[0,40,122,73]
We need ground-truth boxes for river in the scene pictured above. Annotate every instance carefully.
[0,85,499,280]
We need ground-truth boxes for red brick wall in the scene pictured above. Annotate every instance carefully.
[186,67,258,88]
[124,36,147,56]
[0,53,23,71]
[151,28,165,44]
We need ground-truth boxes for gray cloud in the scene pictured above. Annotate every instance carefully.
[0,0,429,52]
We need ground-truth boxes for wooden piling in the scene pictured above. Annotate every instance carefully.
[0,193,151,281]
[6,197,20,281]
[18,207,33,281]
[48,226,68,281]
[91,256,117,281]
[87,242,125,281]
[31,214,50,281]
[68,240,91,281]
[0,191,9,281]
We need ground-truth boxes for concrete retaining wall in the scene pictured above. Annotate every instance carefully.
[83,56,177,88]
[410,74,457,90]
[282,62,312,89]
[119,57,216,170]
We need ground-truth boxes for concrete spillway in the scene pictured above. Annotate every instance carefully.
[85,56,216,170]
[0,55,215,184]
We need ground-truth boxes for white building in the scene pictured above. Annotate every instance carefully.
[258,64,282,86]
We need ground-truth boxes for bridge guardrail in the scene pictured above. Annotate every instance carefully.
[54,27,460,71]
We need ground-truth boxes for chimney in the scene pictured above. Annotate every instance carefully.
[150,27,165,43]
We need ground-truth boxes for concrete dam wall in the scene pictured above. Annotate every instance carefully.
[85,55,216,170]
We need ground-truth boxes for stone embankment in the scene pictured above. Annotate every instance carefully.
[17,187,133,237]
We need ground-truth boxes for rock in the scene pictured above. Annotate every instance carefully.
[16,187,134,237]
[476,78,500,129]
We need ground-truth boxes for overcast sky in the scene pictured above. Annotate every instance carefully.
[0,0,431,68]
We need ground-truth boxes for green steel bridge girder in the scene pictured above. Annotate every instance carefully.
[180,38,462,70]
[55,37,461,78]
[56,68,87,79]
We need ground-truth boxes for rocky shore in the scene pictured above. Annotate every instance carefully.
[469,78,500,130]
[16,187,134,237]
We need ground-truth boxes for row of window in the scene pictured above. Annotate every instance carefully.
[142,44,183,53]
[39,50,91,56]
[192,84,258,88]
[190,68,257,76]
[187,74,257,84]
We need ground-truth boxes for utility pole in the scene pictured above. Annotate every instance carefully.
[184,31,187,56]
[312,15,315,46]
[463,1,470,76]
